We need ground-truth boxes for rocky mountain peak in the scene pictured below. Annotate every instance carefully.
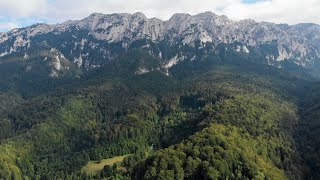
[132,12,147,20]
[169,13,191,21]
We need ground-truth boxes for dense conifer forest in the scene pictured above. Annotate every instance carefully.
[0,49,320,179]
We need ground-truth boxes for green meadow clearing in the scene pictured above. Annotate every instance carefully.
[82,155,129,175]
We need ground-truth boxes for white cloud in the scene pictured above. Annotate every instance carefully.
[0,0,47,17]
[221,0,320,24]
[47,0,230,21]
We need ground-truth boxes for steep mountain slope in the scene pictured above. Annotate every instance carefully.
[0,12,320,77]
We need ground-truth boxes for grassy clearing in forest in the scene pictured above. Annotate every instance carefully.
[82,155,129,175]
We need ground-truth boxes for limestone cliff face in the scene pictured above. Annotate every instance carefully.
[0,12,319,71]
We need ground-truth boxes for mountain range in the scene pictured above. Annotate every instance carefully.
[1,12,320,78]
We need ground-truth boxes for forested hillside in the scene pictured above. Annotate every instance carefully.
[0,48,319,180]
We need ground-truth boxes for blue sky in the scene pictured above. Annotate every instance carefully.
[0,0,319,32]
[242,0,266,4]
